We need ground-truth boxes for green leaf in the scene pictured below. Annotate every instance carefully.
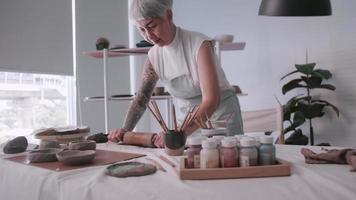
[283,111,305,133]
[298,102,325,119]
[295,63,316,75]
[310,84,336,91]
[312,99,340,117]
[281,70,299,80]
[312,69,332,79]
[283,125,295,134]
[293,111,306,125]
[301,76,322,88]
[282,79,305,94]
[283,95,309,120]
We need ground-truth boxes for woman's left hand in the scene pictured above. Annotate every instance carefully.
[153,131,165,148]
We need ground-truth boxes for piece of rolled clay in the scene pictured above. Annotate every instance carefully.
[122,132,157,147]
[301,147,353,164]
[346,150,356,172]
[106,161,157,177]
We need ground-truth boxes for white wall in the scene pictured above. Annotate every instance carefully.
[171,0,356,147]
[77,0,356,147]
[76,0,131,134]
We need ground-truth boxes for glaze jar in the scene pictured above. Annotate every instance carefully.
[239,138,258,167]
[258,136,276,165]
[200,139,219,168]
[220,137,238,167]
[187,136,205,168]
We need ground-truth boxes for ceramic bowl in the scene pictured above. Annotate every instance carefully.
[68,140,96,151]
[56,150,96,166]
[39,140,60,149]
[27,148,63,163]
[153,87,165,96]
[214,34,234,43]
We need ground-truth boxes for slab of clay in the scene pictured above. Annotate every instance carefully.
[27,148,63,163]
[106,161,157,177]
[86,133,108,143]
[68,140,96,150]
[39,140,60,149]
[56,150,96,166]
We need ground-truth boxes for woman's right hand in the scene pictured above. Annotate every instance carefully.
[108,128,127,143]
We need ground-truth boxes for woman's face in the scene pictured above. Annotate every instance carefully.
[136,11,175,46]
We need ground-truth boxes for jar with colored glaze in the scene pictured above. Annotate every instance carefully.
[186,136,205,168]
[212,135,225,167]
[258,136,276,165]
[200,139,219,168]
[239,138,258,167]
[221,137,238,167]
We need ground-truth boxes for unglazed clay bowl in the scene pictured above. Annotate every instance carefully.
[68,140,96,151]
[56,150,96,166]
[39,140,60,149]
[27,148,63,163]
[153,87,165,96]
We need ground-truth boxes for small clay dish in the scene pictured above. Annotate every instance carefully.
[39,140,60,149]
[68,140,96,151]
[106,161,156,177]
[56,150,96,166]
[27,148,63,163]
[153,87,164,96]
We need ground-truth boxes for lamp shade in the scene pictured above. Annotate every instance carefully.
[259,0,332,16]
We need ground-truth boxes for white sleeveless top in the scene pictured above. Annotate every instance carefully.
[148,26,232,94]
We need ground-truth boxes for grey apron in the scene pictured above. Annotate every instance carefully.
[159,63,244,136]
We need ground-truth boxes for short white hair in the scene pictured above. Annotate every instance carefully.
[129,0,173,21]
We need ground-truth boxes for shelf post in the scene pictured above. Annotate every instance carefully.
[103,49,109,133]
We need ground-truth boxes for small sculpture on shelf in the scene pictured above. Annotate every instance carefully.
[96,37,110,50]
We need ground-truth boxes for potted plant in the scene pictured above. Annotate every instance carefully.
[280,62,339,145]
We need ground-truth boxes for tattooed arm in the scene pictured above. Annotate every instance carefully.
[108,59,159,142]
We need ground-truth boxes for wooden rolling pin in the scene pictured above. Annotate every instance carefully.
[122,132,157,147]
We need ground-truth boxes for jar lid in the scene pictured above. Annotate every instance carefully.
[221,138,237,147]
[260,136,274,144]
[234,134,247,142]
[212,135,225,144]
[202,139,217,149]
[239,138,255,147]
[187,136,205,145]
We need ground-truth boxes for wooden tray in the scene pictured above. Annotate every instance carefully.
[179,157,291,180]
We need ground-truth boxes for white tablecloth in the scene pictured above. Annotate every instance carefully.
[1,143,355,200]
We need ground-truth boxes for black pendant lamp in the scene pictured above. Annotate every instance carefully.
[259,0,332,16]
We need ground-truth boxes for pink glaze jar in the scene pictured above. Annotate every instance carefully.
[186,137,205,168]
[220,137,238,167]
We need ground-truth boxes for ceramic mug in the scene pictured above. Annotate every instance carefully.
[164,130,186,156]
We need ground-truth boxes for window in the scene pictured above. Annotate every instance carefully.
[0,72,76,144]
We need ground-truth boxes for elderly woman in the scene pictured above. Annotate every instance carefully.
[108,0,243,147]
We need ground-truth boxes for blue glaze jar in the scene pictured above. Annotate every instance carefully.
[258,136,276,165]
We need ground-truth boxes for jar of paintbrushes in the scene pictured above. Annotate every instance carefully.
[148,101,200,156]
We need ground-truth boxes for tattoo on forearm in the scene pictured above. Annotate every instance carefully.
[123,61,158,131]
